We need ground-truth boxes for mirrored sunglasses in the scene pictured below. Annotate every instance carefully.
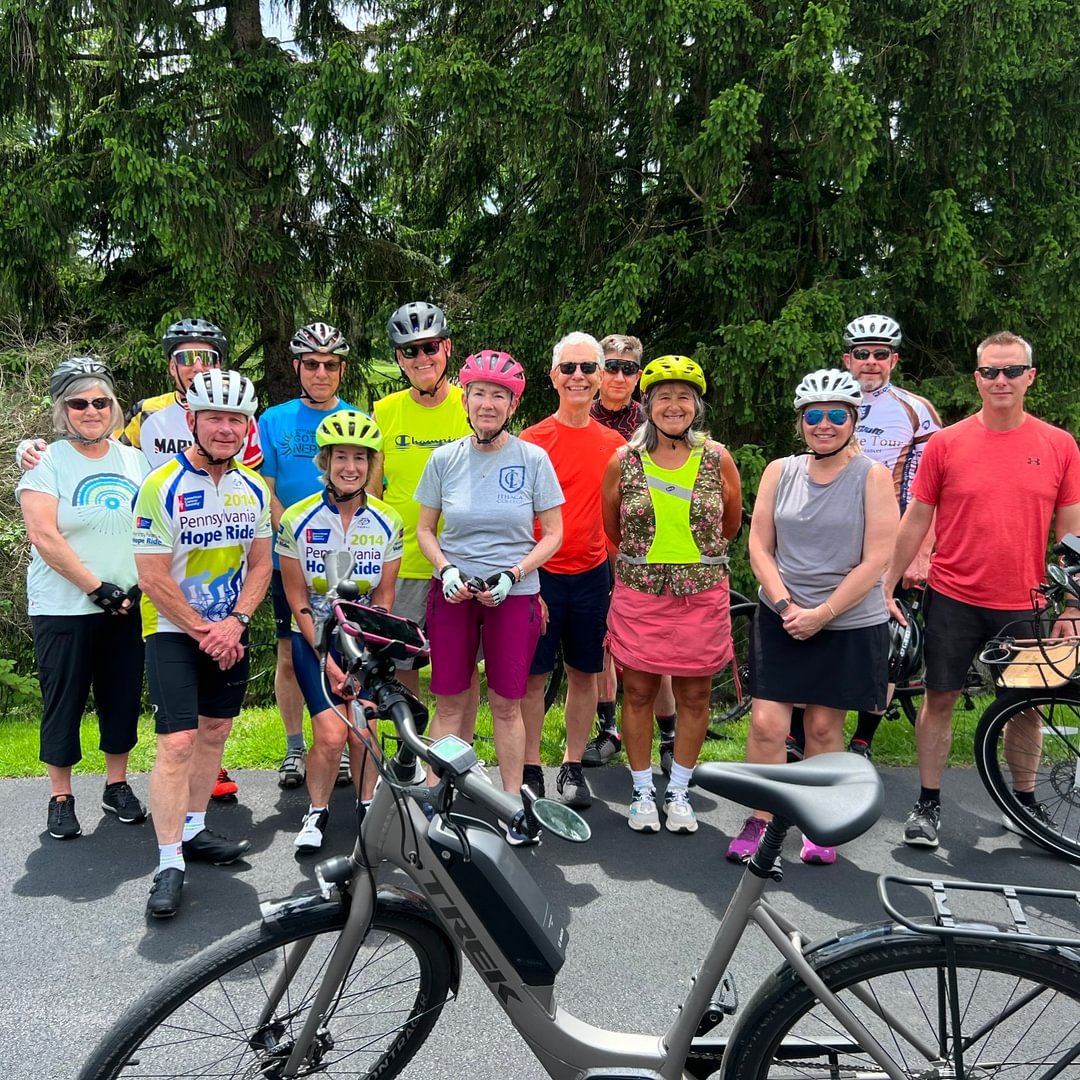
[603,359,640,376]
[67,397,111,412]
[851,348,893,361]
[300,358,342,372]
[557,361,599,375]
[977,365,1030,380]
[171,348,222,368]
[802,407,851,426]
[399,342,443,359]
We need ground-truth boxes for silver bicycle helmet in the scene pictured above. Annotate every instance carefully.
[187,369,258,417]
[793,369,863,409]
[386,302,450,347]
[843,314,902,350]
[162,318,229,365]
[290,322,350,357]
[50,356,114,401]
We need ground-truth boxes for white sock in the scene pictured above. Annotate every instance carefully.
[307,805,328,816]
[669,761,694,790]
[182,812,206,841]
[630,768,654,794]
[158,842,185,873]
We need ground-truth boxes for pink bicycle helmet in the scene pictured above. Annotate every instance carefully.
[459,350,527,401]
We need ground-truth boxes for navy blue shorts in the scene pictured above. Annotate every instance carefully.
[271,570,292,640]
[291,632,348,716]
[529,561,612,676]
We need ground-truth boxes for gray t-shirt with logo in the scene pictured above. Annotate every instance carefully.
[414,435,564,595]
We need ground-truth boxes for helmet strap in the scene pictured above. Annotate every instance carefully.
[656,423,691,447]
[470,420,509,446]
[296,364,336,405]
[326,482,367,505]
[806,432,855,460]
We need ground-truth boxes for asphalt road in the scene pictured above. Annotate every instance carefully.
[4,763,1079,1079]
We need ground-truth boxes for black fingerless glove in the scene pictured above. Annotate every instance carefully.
[88,582,128,612]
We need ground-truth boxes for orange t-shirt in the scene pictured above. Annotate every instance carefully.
[519,415,625,574]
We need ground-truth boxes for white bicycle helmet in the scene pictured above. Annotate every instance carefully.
[793,369,862,409]
[187,369,258,417]
[843,314,902,349]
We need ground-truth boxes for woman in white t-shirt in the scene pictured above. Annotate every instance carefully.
[16,358,150,843]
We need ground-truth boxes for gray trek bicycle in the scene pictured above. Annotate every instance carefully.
[79,557,1080,1080]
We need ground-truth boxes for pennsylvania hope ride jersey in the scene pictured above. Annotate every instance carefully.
[276,491,404,631]
[131,455,272,636]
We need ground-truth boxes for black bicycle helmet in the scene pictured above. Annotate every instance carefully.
[162,318,229,365]
[386,302,450,347]
[50,357,115,401]
[888,598,924,683]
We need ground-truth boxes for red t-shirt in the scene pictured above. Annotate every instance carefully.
[519,415,625,574]
[913,414,1080,609]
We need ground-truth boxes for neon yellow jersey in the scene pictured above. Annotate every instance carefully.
[132,455,272,636]
[373,386,471,578]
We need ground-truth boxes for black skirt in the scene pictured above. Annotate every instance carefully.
[750,602,889,713]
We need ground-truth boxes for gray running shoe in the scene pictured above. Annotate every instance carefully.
[278,748,307,789]
[556,762,593,809]
[902,800,941,848]
[582,729,622,767]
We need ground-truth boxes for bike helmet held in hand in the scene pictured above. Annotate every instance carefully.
[843,314,902,350]
[315,410,382,452]
[888,598,924,684]
[162,318,229,365]
[793,369,862,409]
[639,355,707,395]
[290,322,350,357]
[186,370,258,417]
[386,302,450,347]
[50,357,114,401]
[459,351,527,401]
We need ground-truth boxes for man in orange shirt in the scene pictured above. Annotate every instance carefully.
[519,333,626,810]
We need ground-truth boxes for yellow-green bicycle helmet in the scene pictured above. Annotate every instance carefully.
[315,410,382,452]
[639,355,707,395]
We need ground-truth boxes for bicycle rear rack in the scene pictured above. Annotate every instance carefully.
[878,875,1080,948]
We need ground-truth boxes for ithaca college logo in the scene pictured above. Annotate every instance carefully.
[498,466,525,493]
[178,491,204,512]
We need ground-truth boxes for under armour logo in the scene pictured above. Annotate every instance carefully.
[1027,457,1041,465]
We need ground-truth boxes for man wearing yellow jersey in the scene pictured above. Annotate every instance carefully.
[134,371,272,919]
[368,301,473,697]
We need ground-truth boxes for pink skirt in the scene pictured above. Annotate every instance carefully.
[606,579,732,677]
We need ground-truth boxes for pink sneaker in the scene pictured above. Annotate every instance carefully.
[726,816,767,863]
[799,835,836,865]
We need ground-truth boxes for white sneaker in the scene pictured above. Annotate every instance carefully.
[294,808,329,852]
[664,787,698,834]
[628,787,660,832]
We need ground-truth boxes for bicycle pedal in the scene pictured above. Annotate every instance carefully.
[694,972,738,1036]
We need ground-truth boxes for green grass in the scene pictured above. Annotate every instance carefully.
[0,672,992,778]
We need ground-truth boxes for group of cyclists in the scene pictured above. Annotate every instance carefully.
[16,298,1080,916]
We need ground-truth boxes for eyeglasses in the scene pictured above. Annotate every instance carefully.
[977,364,1030,380]
[171,348,222,368]
[300,358,343,373]
[556,361,600,375]
[603,359,640,376]
[851,348,893,361]
[399,342,443,360]
[802,407,851,426]
[67,397,111,412]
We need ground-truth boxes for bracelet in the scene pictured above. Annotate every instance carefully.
[513,564,526,583]
[824,601,838,619]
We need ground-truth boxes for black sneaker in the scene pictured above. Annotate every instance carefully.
[182,828,251,865]
[146,867,184,919]
[47,794,82,839]
[1002,802,1058,836]
[902,800,941,848]
[556,762,593,809]
[582,730,622,767]
[659,739,675,777]
[101,781,147,823]
[522,763,546,799]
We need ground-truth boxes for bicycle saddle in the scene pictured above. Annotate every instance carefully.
[693,753,884,846]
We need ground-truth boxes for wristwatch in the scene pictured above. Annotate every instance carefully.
[774,597,793,614]
[228,611,252,626]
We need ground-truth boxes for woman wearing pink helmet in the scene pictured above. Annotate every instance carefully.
[415,350,564,843]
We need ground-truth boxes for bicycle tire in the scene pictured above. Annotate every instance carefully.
[724,931,1080,1080]
[975,688,1080,863]
[79,897,456,1079]
[707,602,756,737]
[543,643,565,713]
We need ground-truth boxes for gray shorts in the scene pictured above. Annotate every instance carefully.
[392,577,434,670]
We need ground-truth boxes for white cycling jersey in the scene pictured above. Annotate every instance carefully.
[855,383,942,511]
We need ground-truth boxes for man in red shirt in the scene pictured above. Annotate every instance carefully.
[888,331,1080,849]
[520,333,626,810]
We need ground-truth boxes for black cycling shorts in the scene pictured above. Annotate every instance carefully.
[145,632,250,733]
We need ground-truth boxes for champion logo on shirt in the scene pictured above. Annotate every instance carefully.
[136,516,153,529]
[178,491,205,512]
[306,528,331,543]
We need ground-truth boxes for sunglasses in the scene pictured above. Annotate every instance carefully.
[300,358,343,373]
[171,348,222,368]
[67,396,111,412]
[557,361,600,375]
[977,364,1030,380]
[850,348,893,361]
[603,359,640,376]
[399,342,443,360]
[803,407,851,426]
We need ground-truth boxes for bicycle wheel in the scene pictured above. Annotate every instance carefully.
[707,602,756,737]
[544,643,565,713]
[725,932,1080,1080]
[975,688,1080,862]
[80,898,456,1079]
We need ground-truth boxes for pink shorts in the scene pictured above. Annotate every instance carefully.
[425,582,543,699]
